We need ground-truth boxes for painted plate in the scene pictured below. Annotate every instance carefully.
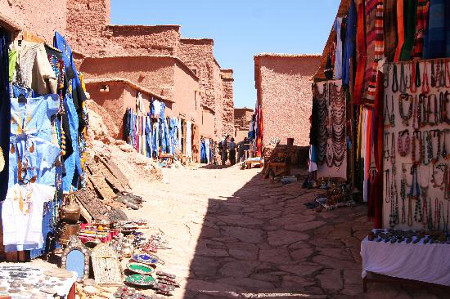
[126,263,155,275]
[132,253,158,265]
[125,274,156,287]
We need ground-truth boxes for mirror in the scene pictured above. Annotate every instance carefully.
[60,236,89,281]
[66,249,86,280]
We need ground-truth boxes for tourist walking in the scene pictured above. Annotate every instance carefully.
[221,136,229,165]
[229,138,236,165]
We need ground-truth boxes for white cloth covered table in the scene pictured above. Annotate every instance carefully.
[361,237,450,286]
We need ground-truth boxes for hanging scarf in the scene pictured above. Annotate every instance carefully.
[368,71,384,228]
[423,0,446,59]
[411,0,430,59]
[363,0,384,104]
[353,0,367,105]
[383,0,398,61]
[399,0,417,60]
[343,0,357,86]
[394,0,405,61]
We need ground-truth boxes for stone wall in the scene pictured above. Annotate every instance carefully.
[178,39,225,139]
[254,54,321,146]
[0,0,67,43]
[221,69,235,137]
[234,108,253,128]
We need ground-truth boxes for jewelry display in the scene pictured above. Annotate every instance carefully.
[384,60,449,233]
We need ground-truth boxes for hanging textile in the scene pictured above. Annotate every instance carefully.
[342,0,357,86]
[383,0,398,61]
[353,0,367,105]
[423,0,447,59]
[367,71,384,227]
[186,121,192,158]
[394,0,405,61]
[399,0,417,60]
[411,0,430,59]
[8,94,61,188]
[334,17,344,80]
[2,183,55,252]
[0,29,9,201]
[363,0,384,104]
[10,40,57,95]
[54,32,87,191]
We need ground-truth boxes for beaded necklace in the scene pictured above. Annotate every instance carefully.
[398,130,410,157]
[422,131,433,166]
[437,60,445,88]
[384,133,390,161]
[431,61,436,87]
[427,94,439,126]
[392,64,399,93]
[445,165,450,200]
[431,130,441,164]
[444,201,449,234]
[400,165,407,224]
[422,61,430,94]
[410,166,422,223]
[428,197,433,230]
[399,63,409,93]
[445,60,450,88]
[442,129,448,159]
[435,198,441,231]
[399,94,413,126]
[411,131,423,165]
[384,95,396,127]
[431,163,446,189]
[410,61,417,93]
[391,132,396,165]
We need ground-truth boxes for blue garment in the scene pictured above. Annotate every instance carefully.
[169,118,179,154]
[62,92,82,191]
[152,122,160,157]
[423,0,447,59]
[200,140,207,163]
[54,32,85,191]
[342,0,356,86]
[145,115,152,158]
[8,95,61,187]
[0,29,10,201]
[334,17,343,79]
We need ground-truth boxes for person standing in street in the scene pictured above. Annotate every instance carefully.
[229,138,236,165]
[221,135,229,165]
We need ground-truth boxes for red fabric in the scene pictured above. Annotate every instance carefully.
[353,0,367,105]
[394,0,405,62]
[368,71,384,228]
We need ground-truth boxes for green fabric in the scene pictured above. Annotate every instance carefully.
[400,0,417,60]
[8,50,17,82]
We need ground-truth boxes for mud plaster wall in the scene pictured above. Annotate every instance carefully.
[85,82,154,139]
[173,63,201,127]
[234,109,253,128]
[201,109,215,139]
[256,56,320,146]
[0,0,67,42]
[79,56,175,99]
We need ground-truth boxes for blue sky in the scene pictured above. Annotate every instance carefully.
[111,0,340,108]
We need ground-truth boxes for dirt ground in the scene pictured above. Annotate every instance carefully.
[123,165,447,299]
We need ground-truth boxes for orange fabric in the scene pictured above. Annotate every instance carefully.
[394,0,405,62]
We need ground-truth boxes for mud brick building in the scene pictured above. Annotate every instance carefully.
[254,53,321,146]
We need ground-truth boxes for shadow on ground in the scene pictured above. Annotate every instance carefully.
[183,172,449,299]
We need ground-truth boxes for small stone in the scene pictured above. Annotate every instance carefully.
[221,226,264,243]
[227,242,259,260]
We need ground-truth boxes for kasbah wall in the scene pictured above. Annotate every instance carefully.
[255,54,321,146]
[64,0,233,141]
[0,0,67,42]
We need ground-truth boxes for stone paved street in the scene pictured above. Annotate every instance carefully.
[125,166,447,298]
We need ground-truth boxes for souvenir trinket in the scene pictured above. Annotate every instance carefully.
[124,274,156,287]
[126,263,155,275]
